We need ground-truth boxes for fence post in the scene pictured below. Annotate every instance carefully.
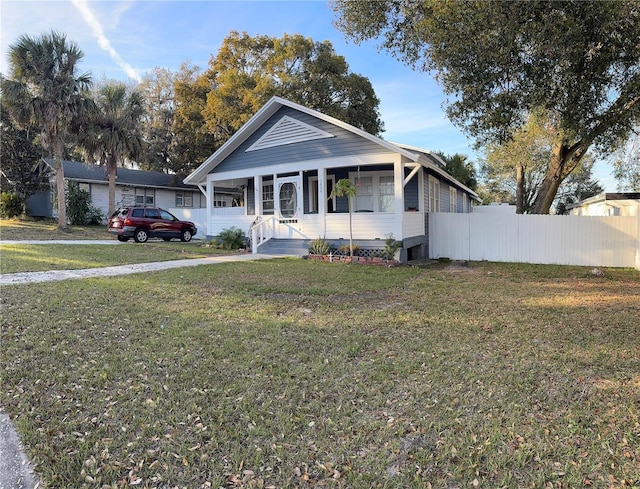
[636,205,640,271]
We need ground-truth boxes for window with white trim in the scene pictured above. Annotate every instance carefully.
[175,191,193,207]
[450,187,457,213]
[429,177,440,212]
[355,175,373,211]
[349,171,395,212]
[379,175,395,212]
[262,183,274,214]
[135,188,155,206]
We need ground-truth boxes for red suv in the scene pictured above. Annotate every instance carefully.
[108,207,197,243]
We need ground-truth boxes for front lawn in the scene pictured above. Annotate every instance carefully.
[1,260,638,488]
[0,218,113,241]
[0,242,238,274]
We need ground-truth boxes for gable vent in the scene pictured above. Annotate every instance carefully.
[246,115,334,152]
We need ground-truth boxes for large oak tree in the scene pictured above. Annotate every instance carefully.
[332,0,640,213]
[202,31,383,142]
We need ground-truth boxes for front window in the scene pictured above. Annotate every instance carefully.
[450,187,457,213]
[379,175,394,212]
[262,183,274,214]
[355,176,374,212]
[349,171,395,212]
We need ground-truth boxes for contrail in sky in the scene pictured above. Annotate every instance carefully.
[71,0,141,83]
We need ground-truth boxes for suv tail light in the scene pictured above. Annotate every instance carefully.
[124,218,133,226]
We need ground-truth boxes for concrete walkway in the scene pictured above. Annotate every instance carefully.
[0,252,286,285]
[0,242,295,488]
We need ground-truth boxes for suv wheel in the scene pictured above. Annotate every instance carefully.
[181,229,193,242]
[134,228,149,243]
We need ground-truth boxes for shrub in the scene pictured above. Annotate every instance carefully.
[66,182,103,225]
[381,233,402,260]
[0,192,24,218]
[217,226,246,250]
[309,237,331,255]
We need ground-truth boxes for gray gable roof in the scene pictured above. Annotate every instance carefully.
[185,96,479,200]
[43,159,193,190]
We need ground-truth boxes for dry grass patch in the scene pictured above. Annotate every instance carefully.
[1,260,639,488]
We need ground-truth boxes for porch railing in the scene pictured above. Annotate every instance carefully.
[249,216,276,253]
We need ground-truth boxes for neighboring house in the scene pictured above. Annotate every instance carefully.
[567,192,640,217]
[474,203,517,214]
[185,96,480,261]
[27,159,208,221]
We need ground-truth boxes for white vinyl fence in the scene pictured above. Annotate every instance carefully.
[169,208,208,239]
[429,213,640,269]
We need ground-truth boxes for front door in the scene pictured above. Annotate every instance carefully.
[274,176,302,238]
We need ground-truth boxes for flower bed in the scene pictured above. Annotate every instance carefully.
[307,254,400,266]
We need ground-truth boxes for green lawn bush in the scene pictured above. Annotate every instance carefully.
[0,192,24,218]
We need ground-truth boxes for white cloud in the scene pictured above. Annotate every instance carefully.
[71,0,141,82]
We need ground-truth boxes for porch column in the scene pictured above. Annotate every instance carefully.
[394,159,403,237]
[317,168,326,215]
[207,176,215,236]
[254,175,262,215]
[318,167,327,237]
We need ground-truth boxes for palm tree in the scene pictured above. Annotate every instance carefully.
[330,178,357,257]
[1,30,93,229]
[82,82,145,216]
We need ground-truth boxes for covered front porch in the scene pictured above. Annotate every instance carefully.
[197,156,427,257]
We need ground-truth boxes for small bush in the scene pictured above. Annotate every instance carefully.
[66,182,103,225]
[381,233,402,260]
[217,226,246,250]
[0,192,24,218]
[309,237,331,255]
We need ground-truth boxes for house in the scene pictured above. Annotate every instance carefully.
[567,192,640,217]
[184,97,480,261]
[27,159,208,221]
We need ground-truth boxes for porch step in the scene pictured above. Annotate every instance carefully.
[256,238,310,256]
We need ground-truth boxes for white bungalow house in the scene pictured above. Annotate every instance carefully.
[184,97,480,261]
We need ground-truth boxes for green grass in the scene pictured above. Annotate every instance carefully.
[1,260,639,488]
[0,218,113,241]
[0,242,237,274]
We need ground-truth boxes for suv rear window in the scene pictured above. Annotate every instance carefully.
[145,208,161,219]
[112,208,129,219]
[131,208,145,218]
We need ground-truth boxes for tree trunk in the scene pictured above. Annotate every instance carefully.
[54,140,67,230]
[515,163,525,214]
[531,142,567,214]
[107,154,117,217]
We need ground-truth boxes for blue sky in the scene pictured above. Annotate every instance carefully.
[1,0,617,190]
